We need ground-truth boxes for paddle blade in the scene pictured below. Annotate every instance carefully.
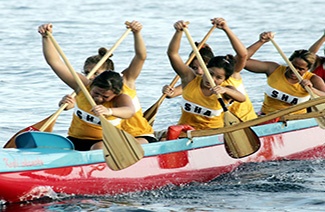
[143,95,167,126]
[223,111,260,158]
[3,115,56,148]
[143,103,158,126]
[100,117,144,170]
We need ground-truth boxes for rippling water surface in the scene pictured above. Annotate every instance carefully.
[1,0,325,211]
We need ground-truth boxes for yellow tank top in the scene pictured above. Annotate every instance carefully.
[120,84,154,137]
[262,65,313,114]
[68,86,121,140]
[222,76,257,121]
[178,76,224,130]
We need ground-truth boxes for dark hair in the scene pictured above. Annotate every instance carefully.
[90,70,123,95]
[207,55,235,80]
[83,47,115,71]
[289,49,316,69]
[189,42,214,67]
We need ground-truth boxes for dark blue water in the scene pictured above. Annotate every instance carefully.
[1,0,325,211]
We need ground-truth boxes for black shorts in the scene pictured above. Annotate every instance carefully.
[67,136,101,151]
[68,135,158,151]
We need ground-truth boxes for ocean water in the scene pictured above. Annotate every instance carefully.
[0,0,325,211]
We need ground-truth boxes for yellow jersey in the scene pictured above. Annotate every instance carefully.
[178,76,224,130]
[120,84,155,137]
[222,76,257,121]
[68,86,121,140]
[262,65,313,114]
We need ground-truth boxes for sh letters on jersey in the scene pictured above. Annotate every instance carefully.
[266,87,310,105]
[181,99,223,117]
[75,109,101,125]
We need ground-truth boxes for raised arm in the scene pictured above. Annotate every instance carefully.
[167,20,196,86]
[308,31,325,54]
[38,23,88,92]
[245,31,279,76]
[122,21,147,89]
[211,18,247,74]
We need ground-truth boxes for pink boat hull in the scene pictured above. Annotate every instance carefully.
[0,119,324,203]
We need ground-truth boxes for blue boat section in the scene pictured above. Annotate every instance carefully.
[0,148,104,173]
[15,131,75,150]
[251,118,317,136]
[0,119,318,173]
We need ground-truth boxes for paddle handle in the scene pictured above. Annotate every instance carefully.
[84,27,131,80]
[169,24,217,88]
[270,38,317,99]
[183,27,227,111]
[143,23,217,125]
[157,25,217,104]
[166,24,216,88]
[185,24,216,70]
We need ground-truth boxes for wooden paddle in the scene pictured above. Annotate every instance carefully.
[178,96,325,138]
[270,37,325,129]
[279,110,325,122]
[39,27,132,131]
[47,31,144,170]
[3,27,131,148]
[183,27,260,158]
[143,24,217,126]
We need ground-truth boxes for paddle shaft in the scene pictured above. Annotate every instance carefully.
[47,32,124,168]
[39,104,69,132]
[169,24,217,88]
[270,38,317,98]
[143,24,216,124]
[184,27,261,158]
[183,28,227,109]
[39,27,132,131]
[179,96,325,137]
[47,31,145,170]
[270,37,325,129]
[47,33,100,110]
